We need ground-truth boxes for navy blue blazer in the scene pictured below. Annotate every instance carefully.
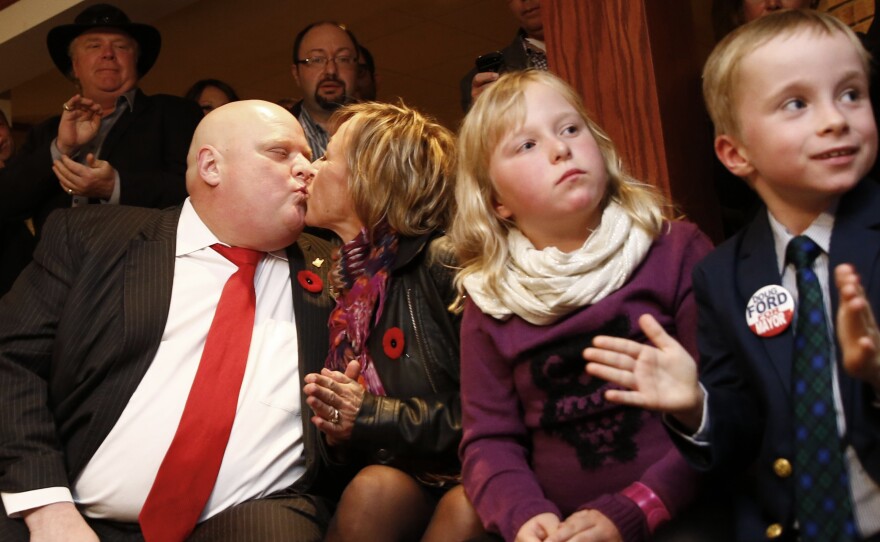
[0,205,336,501]
[0,89,201,237]
[674,180,880,540]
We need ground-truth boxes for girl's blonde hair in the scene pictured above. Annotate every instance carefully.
[450,70,668,305]
[330,101,456,238]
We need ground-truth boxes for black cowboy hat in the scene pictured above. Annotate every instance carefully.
[46,3,161,79]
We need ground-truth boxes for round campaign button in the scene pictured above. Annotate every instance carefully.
[745,285,794,337]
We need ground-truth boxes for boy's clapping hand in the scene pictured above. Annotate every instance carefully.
[836,264,880,391]
[583,314,705,432]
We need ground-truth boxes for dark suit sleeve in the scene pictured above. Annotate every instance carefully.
[112,95,202,210]
[675,264,763,473]
[0,210,79,492]
[0,118,63,223]
[287,234,343,498]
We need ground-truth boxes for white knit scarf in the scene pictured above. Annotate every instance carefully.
[464,202,652,326]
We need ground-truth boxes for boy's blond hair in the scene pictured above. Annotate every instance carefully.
[703,9,870,139]
[450,70,668,305]
[329,101,456,239]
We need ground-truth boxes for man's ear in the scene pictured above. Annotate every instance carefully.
[715,134,754,178]
[291,63,301,86]
[198,145,221,187]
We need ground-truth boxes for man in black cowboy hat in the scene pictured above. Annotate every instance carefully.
[0,3,201,240]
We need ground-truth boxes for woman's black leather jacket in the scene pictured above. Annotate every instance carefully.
[340,232,462,483]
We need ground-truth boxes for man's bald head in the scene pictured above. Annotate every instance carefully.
[186,100,316,251]
[186,101,304,189]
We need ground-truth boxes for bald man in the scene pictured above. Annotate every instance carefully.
[0,101,337,542]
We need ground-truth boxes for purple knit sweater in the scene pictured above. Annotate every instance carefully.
[459,221,712,542]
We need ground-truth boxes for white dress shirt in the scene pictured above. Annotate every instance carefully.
[3,199,306,523]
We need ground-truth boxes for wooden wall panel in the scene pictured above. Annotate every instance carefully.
[820,0,875,32]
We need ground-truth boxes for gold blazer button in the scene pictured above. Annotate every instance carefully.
[773,458,792,478]
[766,523,783,539]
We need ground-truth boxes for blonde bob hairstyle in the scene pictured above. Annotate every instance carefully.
[329,101,456,239]
[704,8,870,139]
[450,70,668,305]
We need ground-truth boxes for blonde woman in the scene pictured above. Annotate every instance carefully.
[302,102,482,541]
[450,71,712,541]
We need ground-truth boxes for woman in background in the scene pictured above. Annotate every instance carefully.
[184,79,239,115]
[711,0,819,39]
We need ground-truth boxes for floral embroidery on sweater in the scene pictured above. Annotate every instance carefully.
[528,316,645,470]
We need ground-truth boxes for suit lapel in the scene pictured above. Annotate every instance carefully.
[289,235,334,373]
[120,228,176,385]
[287,234,334,486]
[99,89,146,160]
[737,211,795,397]
[75,208,179,471]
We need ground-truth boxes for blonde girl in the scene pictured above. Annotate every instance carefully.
[451,70,712,542]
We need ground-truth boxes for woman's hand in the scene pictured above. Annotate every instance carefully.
[545,510,622,542]
[303,360,365,446]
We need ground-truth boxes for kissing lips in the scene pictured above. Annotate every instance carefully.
[293,184,309,201]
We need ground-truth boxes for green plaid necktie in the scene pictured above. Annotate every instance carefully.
[787,235,856,541]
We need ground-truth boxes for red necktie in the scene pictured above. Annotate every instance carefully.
[139,244,263,542]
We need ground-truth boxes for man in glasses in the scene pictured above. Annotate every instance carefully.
[290,22,361,158]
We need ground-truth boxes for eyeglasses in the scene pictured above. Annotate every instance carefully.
[295,55,358,69]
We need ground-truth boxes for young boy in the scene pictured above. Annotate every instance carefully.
[583,9,880,542]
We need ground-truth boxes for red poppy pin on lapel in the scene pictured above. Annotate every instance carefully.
[297,270,323,293]
[383,327,404,359]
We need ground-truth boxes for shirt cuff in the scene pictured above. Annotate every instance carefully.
[50,138,64,161]
[104,169,121,204]
[663,384,711,446]
[2,487,73,518]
